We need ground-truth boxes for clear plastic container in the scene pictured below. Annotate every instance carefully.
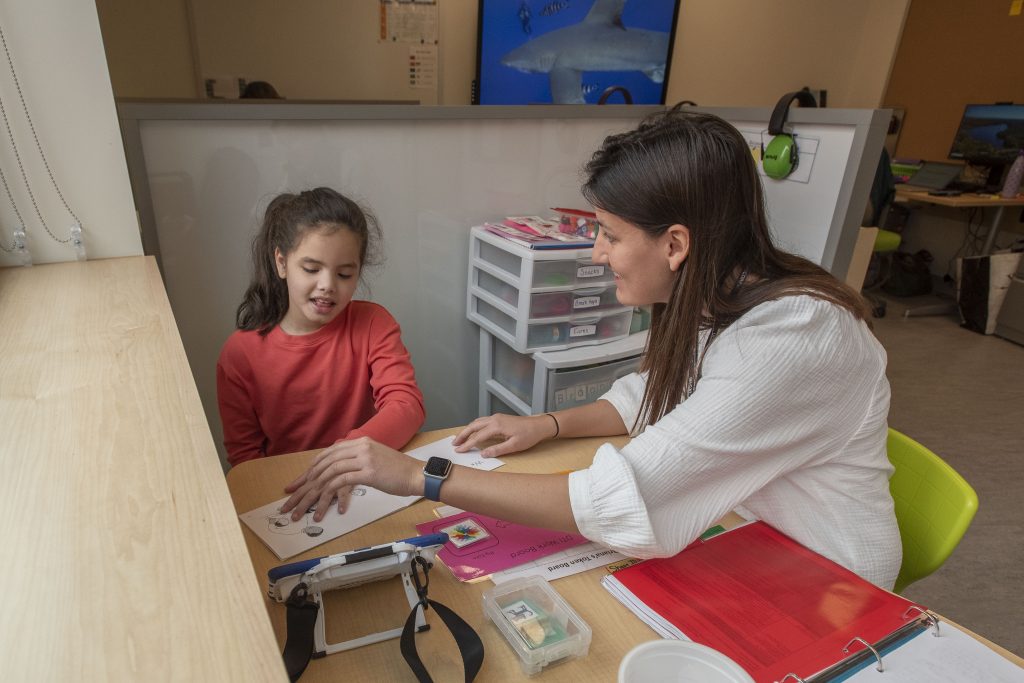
[482,576,592,676]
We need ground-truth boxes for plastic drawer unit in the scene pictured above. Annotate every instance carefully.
[468,226,632,353]
[479,327,647,416]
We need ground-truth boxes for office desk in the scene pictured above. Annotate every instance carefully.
[227,428,1024,681]
[895,186,1024,255]
[0,257,286,681]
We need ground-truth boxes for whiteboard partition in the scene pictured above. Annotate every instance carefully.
[119,104,886,469]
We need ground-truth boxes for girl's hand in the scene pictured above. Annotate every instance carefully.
[452,413,557,458]
[280,437,422,522]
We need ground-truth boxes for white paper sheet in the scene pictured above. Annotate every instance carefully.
[239,436,503,559]
[842,620,1024,682]
[490,541,626,584]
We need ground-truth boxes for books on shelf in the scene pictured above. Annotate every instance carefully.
[602,521,938,682]
[484,218,594,250]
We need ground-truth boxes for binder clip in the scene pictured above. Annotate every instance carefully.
[13,227,31,267]
[69,222,86,261]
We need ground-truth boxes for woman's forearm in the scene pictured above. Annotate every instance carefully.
[423,467,579,533]
[552,399,627,439]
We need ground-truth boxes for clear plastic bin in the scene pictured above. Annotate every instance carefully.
[476,269,620,319]
[473,296,632,353]
[482,576,592,676]
[524,309,632,350]
[546,355,641,411]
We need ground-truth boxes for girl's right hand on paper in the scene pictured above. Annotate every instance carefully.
[452,412,557,458]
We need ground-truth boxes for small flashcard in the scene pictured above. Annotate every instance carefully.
[441,517,491,548]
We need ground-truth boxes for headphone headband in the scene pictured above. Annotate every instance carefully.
[768,90,818,136]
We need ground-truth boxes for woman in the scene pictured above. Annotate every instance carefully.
[280,108,901,589]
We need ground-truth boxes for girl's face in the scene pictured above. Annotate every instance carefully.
[592,209,689,306]
[275,226,362,335]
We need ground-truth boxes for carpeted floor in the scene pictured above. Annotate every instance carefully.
[871,291,1024,656]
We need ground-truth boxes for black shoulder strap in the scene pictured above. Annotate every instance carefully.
[282,583,320,683]
[281,557,484,682]
[401,598,485,682]
[401,556,485,683]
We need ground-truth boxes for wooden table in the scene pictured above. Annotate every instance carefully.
[0,257,286,681]
[894,186,1024,255]
[227,429,1024,681]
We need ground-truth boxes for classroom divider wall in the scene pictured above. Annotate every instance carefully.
[118,104,887,469]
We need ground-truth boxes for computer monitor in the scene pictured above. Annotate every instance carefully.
[948,103,1024,188]
[474,0,681,105]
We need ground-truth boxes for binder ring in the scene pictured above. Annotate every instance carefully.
[777,675,807,683]
[902,605,941,637]
[843,637,884,672]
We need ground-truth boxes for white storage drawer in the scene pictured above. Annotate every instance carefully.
[474,233,614,290]
[478,328,647,416]
[546,356,641,412]
[475,269,620,317]
[471,294,633,352]
[468,226,630,353]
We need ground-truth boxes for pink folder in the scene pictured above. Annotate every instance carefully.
[415,510,589,582]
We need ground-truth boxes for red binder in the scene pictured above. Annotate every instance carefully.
[603,521,931,682]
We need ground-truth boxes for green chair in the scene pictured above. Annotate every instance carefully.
[887,429,978,594]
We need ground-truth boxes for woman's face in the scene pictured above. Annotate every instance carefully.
[591,209,688,306]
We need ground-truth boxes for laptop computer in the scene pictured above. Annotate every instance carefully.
[900,161,963,191]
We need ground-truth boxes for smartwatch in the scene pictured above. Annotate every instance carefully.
[423,456,453,502]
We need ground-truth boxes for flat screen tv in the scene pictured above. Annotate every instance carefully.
[474,0,681,105]
[949,103,1024,164]
[948,103,1024,188]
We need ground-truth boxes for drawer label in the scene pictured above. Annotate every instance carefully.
[569,324,597,337]
[577,264,605,279]
[573,296,600,309]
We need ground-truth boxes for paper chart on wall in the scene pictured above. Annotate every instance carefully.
[239,436,504,560]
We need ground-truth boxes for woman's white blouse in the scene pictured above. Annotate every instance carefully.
[568,295,901,588]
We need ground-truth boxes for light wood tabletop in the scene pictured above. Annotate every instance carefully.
[894,185,1024,209]
[893,186,1024,255]
[226,428,1024,681]
[0,257,286,681]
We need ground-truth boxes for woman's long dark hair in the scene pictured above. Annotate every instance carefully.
[236,187,382,335]
[582,107,870,430]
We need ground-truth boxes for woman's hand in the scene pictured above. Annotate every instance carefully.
[452,413,558,458]
[280,437,422,522]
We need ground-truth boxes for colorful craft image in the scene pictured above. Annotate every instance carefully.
[441,517,492,548]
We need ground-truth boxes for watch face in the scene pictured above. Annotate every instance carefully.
[424,456,452,478]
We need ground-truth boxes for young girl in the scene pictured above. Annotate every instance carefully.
[279,112,900,590]
[216,187,425,469]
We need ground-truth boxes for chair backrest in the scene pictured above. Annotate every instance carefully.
[887,429,978,594]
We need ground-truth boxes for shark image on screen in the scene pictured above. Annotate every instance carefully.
[475,0,680,105]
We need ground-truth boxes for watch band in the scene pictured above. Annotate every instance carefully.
[423,457,452,502]
[424,473,445,502]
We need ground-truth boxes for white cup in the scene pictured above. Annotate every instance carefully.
[618,640,755,683]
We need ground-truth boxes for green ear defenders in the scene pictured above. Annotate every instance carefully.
[762,90,818,179]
